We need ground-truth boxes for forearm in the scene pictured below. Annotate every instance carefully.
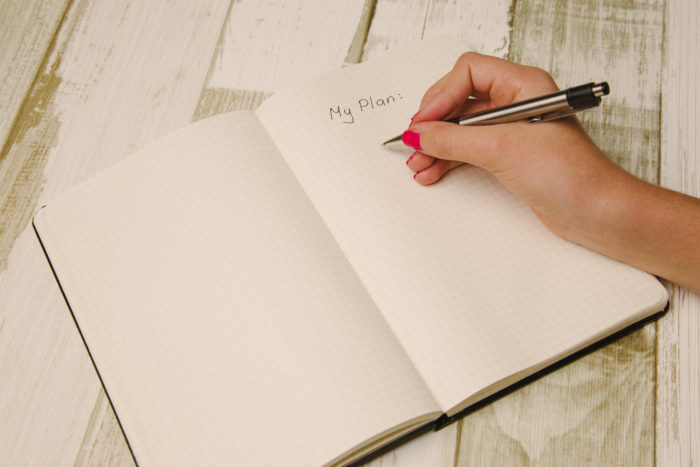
[570,170,700,293]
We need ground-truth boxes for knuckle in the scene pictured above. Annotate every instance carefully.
[524,66,559,90]
[443,87,462,107]
[526,65,551,79]
[455,51,479,70]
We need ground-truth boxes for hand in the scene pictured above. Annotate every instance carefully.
[403,52,628,240]
[403,52,700,292]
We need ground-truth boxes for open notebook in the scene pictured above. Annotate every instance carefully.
[33,37,668,466]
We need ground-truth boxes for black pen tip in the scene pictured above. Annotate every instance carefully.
[382,134,402,146]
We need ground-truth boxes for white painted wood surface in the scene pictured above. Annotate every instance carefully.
[657,0,700,465]
[0,0,69,153]
[492,1,663,465]
[0,1,231,465]
[0,0,70,269]
[0,0,696,465]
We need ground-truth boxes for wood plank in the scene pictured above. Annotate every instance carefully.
[73,391,133,467]
[196,0,369,116]
[362,0,512,61]
[0,1,232,464]
[657,0,700,464]
[485,0,665,464]
[208,0,367,92]
[509,0,664,183]
[457,328,655,466]
[0,0,71,271]
[0,0,70,160]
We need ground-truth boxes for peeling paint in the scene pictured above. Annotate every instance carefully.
[0,39,65,272]
[207,0,366,92]
[192,88,270,121]
[344,0,378,65]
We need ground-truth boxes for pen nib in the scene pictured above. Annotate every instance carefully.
[382,134,402,146]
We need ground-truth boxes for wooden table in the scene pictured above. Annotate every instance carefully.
[1,1,697,465]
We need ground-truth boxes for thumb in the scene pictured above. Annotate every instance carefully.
[402,121,522,172]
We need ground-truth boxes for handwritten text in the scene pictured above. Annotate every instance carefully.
[329,93,404,124]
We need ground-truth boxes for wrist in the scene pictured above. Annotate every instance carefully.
[567,169,700,291]
[564,162,647,262]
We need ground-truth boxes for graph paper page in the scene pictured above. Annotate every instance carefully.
[257,37,668,413]
[34,112,441,466]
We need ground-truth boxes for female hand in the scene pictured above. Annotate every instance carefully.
[403,52,700,292]
[403,52,630,241]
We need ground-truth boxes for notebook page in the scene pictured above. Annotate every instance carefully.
[256,37,668,413]
[34,112,441,466]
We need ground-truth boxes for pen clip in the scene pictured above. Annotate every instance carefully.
[529,97,601,123]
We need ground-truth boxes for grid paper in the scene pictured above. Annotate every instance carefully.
[34,112,441,466]
[256,36,668,412]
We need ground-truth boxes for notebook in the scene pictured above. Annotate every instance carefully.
[33,37,668,466]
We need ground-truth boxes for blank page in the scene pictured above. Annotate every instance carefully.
[256,37,668,413]
[34,112,441,466]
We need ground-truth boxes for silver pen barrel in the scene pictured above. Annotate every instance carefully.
[457,92,570,125]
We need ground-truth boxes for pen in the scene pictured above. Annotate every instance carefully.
[381,82,610,145]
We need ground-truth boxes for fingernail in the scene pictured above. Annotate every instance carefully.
[413,171,419,179]
[410,112,418,125]
[406,152,416,165]
[402,130,421,150]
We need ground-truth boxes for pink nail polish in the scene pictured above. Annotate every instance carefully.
[413,171,419,179]
[402,130,422,150]
[406,152,415,165]
[410,112,418,125]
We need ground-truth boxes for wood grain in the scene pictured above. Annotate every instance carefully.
[193,0,372,119]
[457,329,655,466]
[657,0,700,464]
[474,0,665,464]
[0,0,71,272]
[0,0,695,465]
[508,0,664,182]
[0,0,70,155]
[199,0,367,103]
[362,0,512,61]
[74,391,133,467]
